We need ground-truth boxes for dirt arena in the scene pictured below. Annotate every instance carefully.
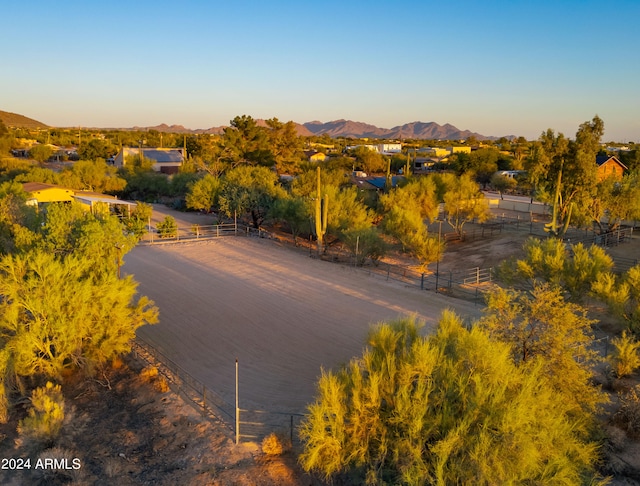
[124,237,481,415]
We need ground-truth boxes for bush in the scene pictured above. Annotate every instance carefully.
[610,331,640,378]
[614,385,640,438]
[17,382,65,446]
[156,215,177,238]
[261,432,291,456]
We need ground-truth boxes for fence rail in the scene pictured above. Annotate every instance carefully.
[140,222,274,244]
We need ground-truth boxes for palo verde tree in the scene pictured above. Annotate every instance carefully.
[185,173,223,212]
[432,172,490,238]
[480,283,606,419]
[592,264,640,334]
[0,250,158,422]
[379,176,441,271]
[300,312,604,485]
[0,203,158,421]
[269,195,309,245]
[496,237,613,303]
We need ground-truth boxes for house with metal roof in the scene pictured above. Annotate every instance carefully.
[113,147,185,174]
[22,182,74,206]
[22,183,136,214]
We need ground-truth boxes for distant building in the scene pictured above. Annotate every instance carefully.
[446,146,472,155]
[421,147,450,157]
[496,170,526,179]
[596,155,627,181]
[304,150,327,162]
[377,143,402,154]
[114,147,185,174]
[346,144,378,152]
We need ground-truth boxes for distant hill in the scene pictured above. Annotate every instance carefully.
[123,120,314,137]
[128,119,489,140]
[0,110,48,129]
[303,120,492,140]
[1,110,503,140]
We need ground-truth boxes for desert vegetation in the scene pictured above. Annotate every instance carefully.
[1,113,640,483]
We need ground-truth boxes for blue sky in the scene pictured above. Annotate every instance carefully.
[2,0,639,141]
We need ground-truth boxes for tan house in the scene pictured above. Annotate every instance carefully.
[114,147,185,174]
[596,155,627,181]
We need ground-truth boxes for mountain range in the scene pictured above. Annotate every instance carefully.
[122,120,496,140]
[1,110,500,140]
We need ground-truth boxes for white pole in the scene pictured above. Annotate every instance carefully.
[235,358,239,445]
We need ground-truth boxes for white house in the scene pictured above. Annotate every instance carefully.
[377,143,402,154]
[114,147,185,174]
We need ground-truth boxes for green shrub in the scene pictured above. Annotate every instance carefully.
[610,331,640,378]
[156,215,177,238]
[18,382,65,446]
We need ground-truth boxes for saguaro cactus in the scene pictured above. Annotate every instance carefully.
[315,166,328,254]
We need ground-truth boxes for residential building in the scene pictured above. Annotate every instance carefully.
[596,155,627,181]
[114,147,185,174]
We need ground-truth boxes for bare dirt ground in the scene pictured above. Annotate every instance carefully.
[124,237,481,414]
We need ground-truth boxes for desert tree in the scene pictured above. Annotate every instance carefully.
[379,176,441,271]
[58,158,127,193]
[219,165,286,228]
[341,227,388,266]
[300,312,604,485]
[490,172,517,199]
[432,172,490,238]
[0,250,158,421]
[592,264,640,333]
[270,195,310,245]
[219,115,274,167]
[497,237,613,302]
[480,283,606,419]
[526,116,604,237]
[185,174,223,212]
[265,118,305,174]
[28,144,53,164]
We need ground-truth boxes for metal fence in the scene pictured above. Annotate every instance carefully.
[131,337,304,445]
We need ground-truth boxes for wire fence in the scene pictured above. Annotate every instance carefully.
[131,337,305,445]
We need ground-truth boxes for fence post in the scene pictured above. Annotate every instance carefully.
[476,267,480,285]
[421,273,424,290]
[290,415,294,444]
[387,264,390,281]
[202,384,206,418]
[235,358,240,445]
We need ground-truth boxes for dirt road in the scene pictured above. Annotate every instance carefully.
[124,237,481,414]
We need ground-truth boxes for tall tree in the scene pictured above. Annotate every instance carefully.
[526,116,604,237]
[265,118,304,174]
[219,165,285,228]
[220,115,274,167]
